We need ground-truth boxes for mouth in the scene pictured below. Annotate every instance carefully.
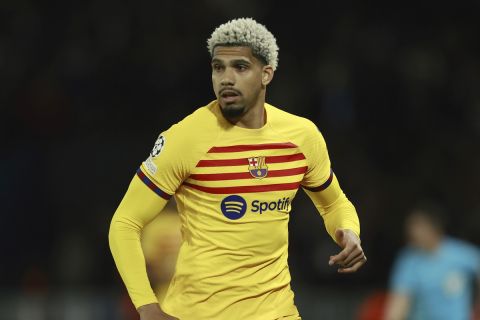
[219,89,241,103]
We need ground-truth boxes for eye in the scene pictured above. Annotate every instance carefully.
[236,64,248,71]
[212,64,223,72]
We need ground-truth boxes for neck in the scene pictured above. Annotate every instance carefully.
[236,101,266,129]
[425,234,443,252]
[223,92,266,129]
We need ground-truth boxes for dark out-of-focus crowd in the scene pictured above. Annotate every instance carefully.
[2,0,480,318]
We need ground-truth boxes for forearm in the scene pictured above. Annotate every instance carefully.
[109,214,158,308]
[304,174,360,243]
[109,175,169,308]
[384,293,410,320]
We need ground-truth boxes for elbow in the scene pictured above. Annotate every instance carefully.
[108,217,118,251]
[108,214,142,243]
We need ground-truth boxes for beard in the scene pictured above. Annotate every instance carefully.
[219,102,246,120]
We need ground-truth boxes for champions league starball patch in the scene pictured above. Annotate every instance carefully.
[150,135,166,157]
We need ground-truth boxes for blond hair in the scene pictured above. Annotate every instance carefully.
[207,18,279,70]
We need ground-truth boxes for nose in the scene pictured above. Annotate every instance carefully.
[220,67,235,86]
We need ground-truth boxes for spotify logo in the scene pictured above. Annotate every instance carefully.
[220,195,247,220]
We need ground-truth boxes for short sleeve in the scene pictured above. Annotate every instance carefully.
[138,125,193,197]
[301,121,332,189]
[457,241,480,276]
[390,250,418,294]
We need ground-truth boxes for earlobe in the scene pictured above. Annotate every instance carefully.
[262,67,274,85]
[262,66,273,85]
[262,76,270,85]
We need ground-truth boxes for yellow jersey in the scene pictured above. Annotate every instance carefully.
[138,100,338,319]
[110,100,360,320]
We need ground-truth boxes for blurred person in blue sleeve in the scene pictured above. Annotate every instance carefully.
[384,201,480,320]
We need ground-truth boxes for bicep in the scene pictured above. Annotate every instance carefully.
[111,174,170,229]
[108,174,168,308]
[301,123,332,189]
[141,129,192,195]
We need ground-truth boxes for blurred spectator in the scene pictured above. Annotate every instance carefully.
[384,201,480,320]
[2,0,480,318]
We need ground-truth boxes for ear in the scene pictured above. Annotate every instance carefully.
[261,65,274,86]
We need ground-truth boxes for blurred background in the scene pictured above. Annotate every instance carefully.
[1,0,480,319]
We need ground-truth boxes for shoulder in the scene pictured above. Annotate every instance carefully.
[444,238,480,256]
[156,101,221,153]
[390,247,421,290]
[149,101,220,163]
[390,248,421,282]
[267,103,317,129]
[395,247,420,266]
[266,103,323,143]
[165,101,219,140]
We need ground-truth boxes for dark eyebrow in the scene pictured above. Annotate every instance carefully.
[230,59,251,65]
[211,58,223,64]
[211,58,252,65]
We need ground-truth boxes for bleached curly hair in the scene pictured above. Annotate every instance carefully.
[207,18,279,71]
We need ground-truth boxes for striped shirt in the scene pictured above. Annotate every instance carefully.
[138,100,333,319]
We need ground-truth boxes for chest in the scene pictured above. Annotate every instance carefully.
[188,141,306,187]
[182,141,308,221]
[414,255,471,297]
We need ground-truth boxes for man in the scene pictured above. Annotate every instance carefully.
[109,18,366,320]
[384,202,480,320]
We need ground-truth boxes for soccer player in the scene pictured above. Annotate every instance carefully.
[109,18,366,320]
[384,202,480,320]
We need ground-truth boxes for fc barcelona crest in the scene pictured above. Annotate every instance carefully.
[248,156,268,179]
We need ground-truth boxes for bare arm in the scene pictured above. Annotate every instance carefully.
[383,292,410,320]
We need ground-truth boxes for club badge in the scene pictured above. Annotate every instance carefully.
[248,156,268,179]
